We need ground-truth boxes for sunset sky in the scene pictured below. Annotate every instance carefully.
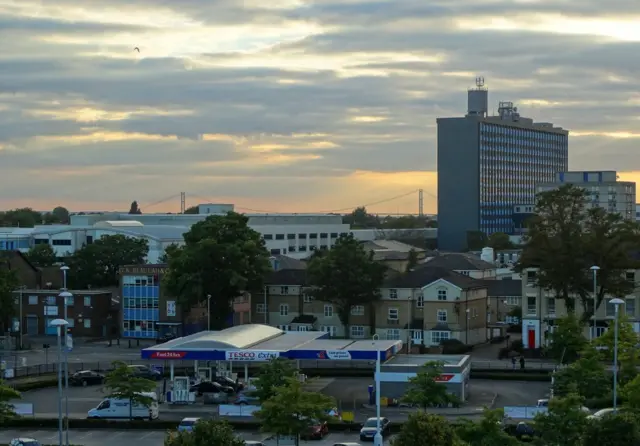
[1,0,639,215]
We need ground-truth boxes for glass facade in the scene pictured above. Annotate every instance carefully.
[479,123,568,234]
[122,275,160,339]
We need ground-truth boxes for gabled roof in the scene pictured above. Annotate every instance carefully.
[266,269,308,286]
[481,279,522,297]
[425,252,495,271]
[272,255,306,270]
[0,250,38,273]
[383,265,484,289]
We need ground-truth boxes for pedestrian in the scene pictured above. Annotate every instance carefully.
[511,356,516,370]
[520,356,525,370]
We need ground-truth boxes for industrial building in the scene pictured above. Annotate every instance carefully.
[437,78,569,251]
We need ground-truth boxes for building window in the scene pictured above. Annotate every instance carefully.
[275,234,285,240]
[388,308,399,320]
[321,325,336,336]
[83,296,91,307]
[431,331,450,345]
[84,319,91,328]
[256,304,266,314]
[309,233,318,239]
[351,305,364,316]
[64,295,74,306]
[270,249,281,255]
[303,294,312,303]
[279,304,289,316]
[459,271,470,276]
[52,239,72,246]
[416,292,424,308]
[350,325,365,338]
[437,289,447,301]
[28,296,38,305]
[264,234,273,240]
[280,286,289,295]
[278,325,291,331]
[324,305,333,317]
[46,296,55,305]
[526,270,537,284]
[330,233,338,238]
[297,325,309,332]
[547,298,556,315]
[389,289,398,299]
[287,234,295,240]
[437,310,447,322]
[412,330,423,343]
[386,329,400,340]
[298,234,307,239]
[527,296,537,315]
[506,296,520,306]
[626,298,636,317]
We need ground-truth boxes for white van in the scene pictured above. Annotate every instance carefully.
[87,392,159,420]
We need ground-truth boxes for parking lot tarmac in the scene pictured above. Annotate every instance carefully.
[0,430,373,446]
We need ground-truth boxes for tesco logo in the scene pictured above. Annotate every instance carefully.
[151,351,186,359]
[225,350,279,361]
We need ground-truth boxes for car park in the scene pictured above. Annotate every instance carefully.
[177,417,201,432]
[69,370,105,387]
[359,417,390,442]
[190,381,235,395]
[128,365,162,380]
[10,439,40,446]
[235,392,261,405]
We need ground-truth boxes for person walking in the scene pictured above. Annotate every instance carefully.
[511,356,517,370]
[520,356,525,370]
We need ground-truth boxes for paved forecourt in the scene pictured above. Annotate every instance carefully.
[0,430,370,446]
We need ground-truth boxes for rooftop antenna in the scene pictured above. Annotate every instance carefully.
[475,77,485,88]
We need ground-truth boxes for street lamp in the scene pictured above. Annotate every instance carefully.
[590,266,600,341]
[465,308,471,344]
[372,334,383,446]
[207,294,211,331]
[50,318,69,446]
[17,285,27,350]
[610,297,625,413]
[58,291,72,446]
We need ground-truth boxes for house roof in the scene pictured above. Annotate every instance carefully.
[266,269,308,286]
[383,265,485,289]
[0,250,38,273]
[424,252,495,271]
[272,255,306,270]
[481,279,522,297]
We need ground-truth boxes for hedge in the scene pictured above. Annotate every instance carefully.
[470,372,551,382]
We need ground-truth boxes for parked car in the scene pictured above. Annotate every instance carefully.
[234,392,261,405]
[128,365,162,380]
[157,333,178,344]
[190,381,235,396]
[244,442,266,446]
[301,420,329,440]
[359,417,390,441]
[10,439,40,446]
[514,422,536,439]
[213,375,243,391]
[177,417,201,432]
[69,370,105,387]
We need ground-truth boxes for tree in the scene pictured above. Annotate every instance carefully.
[307,234,386,338]
[405,248,419,272]
[163,212,270,330]
[254,377,335,445]
[158,243,180,264]
[621,374,640,409]
[595,314,638,363]
[0,268,19,333]
[466,231,487,251]
[547,315,587,363]
[51,206,70,224]
[487,232,513,250]
[104,361,156,420]
[392,412,463,446]
[165,419,244,446]
[183,206,199,214]
[517,185,640,315]
[582,411,640,446]
[0,208,43,227]
[67,235,148,288]
[402,361,459,409]
[533,393,589,446]
[26,244,57,267]
[455,409,520,446]
[552,347,610,399]
[253,358,298,402]
[0,379,21,421]
[129,201,142,214]
[342,206,379,228]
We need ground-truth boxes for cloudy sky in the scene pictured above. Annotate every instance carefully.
[1,0,639,214]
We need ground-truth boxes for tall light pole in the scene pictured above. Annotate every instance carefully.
[60,264,71,446]
[465,308,470,344]
[406,293,413,352]
[610,297,624,413]
[590,266,600,341]
[207,294,211,331]
[50,318,69,446]
[372,334,383,446]
[17,285,27,350]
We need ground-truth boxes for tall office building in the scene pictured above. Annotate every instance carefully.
[437,79,569,251]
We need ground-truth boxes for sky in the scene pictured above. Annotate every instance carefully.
[1,0,640,215]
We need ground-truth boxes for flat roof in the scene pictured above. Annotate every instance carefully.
[295,339,357,350]
[250,331,324,350]
[384,354,469,367]
[149,324,283,350]
[349,340,402,351]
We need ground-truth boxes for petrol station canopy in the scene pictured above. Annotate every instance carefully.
[141,324,402,362]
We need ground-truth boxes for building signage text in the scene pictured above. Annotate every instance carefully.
[225,350,280,361]
[119,267,168,275]
[434,374,455,382]
[151,351,187,359]
[324,350,351,360]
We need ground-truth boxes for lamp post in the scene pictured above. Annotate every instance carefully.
[610,297,625,413]
[17,285,27,350]
[407,293,413,352]
[590,266,600,341]
[207,294,211,331]
[465,308,470,344]
[50,318,69,446]
[58,291,72,446]
[372,334,383,446]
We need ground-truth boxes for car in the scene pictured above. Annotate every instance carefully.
[128,365,162,380]
[157,333,178,344]
[190,381,235,395]
[244,442,265,446]
[587,408,628,419]
[10,439,40,446]
[177,417,200,432]
[514,422,535,439]
[234,392,261,405]
[213,375,243,391]
[333,443,362,446]
[301,420,329,440]
[359,417,390,441]
[69,370,105,387]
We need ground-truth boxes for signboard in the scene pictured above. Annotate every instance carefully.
[377,371,463,383]
[225,350,279,362]
[434,374,455,382]
[66,334,73,352]
[151,365,164,374]
[504,406,547,419]
[317,350,351,360]
[10,403,34,415]
[166,301,176,317]
[119,266,168,274]
[151,351,187,359]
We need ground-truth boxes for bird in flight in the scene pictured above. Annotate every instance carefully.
[134,47,140,52]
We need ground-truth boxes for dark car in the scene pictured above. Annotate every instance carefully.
[190,381,235,396]
[128,365,162,380]
[514,422,536,439]
[213,376,243,392]
[301,420,329,440]
[157,333,177,344]
[69,370,105,387]
[359,417,390,441]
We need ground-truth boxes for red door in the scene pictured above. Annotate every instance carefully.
[528,328,536,348]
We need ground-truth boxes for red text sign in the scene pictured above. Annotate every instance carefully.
[150,351,186,359]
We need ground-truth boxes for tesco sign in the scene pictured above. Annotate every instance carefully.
[225,350,280,362]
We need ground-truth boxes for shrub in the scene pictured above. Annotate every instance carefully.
[441,339,471,354]
[506,324,522,333]
[510,339,524,353]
